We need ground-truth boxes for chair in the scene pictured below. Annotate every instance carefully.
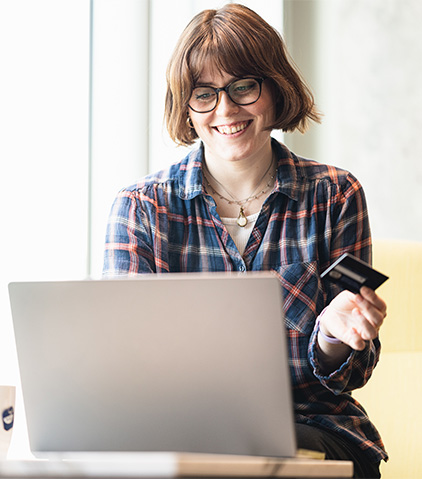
[352,239,422,479]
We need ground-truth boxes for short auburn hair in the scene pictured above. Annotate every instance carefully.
[165,3,321,146]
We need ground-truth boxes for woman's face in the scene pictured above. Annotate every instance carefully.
[188,63,275,165]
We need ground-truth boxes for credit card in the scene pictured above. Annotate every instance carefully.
[321,253,389,294]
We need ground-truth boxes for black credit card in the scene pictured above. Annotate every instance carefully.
[321,253,389,294]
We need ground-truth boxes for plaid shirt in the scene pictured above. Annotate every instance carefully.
[104,139,387,463]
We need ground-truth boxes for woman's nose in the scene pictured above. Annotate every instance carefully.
[214,91,240,115]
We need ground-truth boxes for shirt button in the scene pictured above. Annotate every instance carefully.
[239,265,246,272]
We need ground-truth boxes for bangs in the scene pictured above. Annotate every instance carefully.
[187,23,265,84]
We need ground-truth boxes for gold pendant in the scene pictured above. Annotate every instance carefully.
[236,207,248,227]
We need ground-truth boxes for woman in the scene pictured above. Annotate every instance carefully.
[104,4,387,478]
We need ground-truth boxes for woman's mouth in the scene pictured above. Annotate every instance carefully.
[213,120,252,135]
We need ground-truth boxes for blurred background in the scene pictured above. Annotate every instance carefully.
[1,0,421,457]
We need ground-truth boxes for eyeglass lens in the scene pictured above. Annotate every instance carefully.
[189,78,262,113]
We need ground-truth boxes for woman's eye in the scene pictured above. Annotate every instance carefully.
[232,81,257,95]
[194,90,215,102]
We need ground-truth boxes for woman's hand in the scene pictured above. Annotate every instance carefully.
[319,287,387,351]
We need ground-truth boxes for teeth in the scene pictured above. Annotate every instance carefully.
[216,122,248,135]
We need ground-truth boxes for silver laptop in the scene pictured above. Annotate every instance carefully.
[8,272,296,459]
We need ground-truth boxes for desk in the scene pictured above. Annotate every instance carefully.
[0,453,353,478]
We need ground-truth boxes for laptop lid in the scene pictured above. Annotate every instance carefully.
[8,272,296,458]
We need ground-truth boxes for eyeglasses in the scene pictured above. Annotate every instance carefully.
[188,77,265,113]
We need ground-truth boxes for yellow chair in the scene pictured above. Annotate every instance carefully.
[353,239,422,479]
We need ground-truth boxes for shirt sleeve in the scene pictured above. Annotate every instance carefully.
[102,188,157,275]
[308,171,380,394]
[308,322,381,395]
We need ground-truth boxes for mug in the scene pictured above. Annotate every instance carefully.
[0,385,15,459]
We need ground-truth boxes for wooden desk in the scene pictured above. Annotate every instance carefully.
[0,453,353,478]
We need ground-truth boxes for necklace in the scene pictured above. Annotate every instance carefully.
[203,155,276,227]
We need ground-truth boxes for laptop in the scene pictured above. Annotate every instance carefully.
[8,272,296,459]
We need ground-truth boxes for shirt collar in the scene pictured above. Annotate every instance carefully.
[175,143,205,200]
[272,139,301,201]
[176,139,302,201]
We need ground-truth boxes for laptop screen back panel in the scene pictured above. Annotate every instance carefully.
[9,274,296,458]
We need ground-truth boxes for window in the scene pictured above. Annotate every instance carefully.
[0,0,284,456]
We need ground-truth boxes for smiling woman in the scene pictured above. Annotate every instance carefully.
[103,4,388,478]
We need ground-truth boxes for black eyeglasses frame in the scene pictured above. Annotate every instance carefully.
[188,77,266,114]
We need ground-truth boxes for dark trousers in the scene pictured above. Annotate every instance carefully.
[296,424,381,479]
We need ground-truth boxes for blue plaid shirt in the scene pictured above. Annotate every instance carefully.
[104,139,387,463]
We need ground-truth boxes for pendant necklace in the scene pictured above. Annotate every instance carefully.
[203,156,276,228]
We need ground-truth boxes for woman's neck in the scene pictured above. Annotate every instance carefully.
[202,141,274,200]
[202,140,276,220]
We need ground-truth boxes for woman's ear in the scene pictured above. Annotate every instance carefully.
[186,112,195,129]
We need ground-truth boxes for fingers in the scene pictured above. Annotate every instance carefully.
[359,286,387,315]
[355,286,387,330]
[351,307,379,341]
[319,288,387,352]
[343,327,366,351]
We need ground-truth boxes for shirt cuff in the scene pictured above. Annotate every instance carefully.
[309,315,357,390]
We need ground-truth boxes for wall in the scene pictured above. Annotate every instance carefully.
[283,0,422,242]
